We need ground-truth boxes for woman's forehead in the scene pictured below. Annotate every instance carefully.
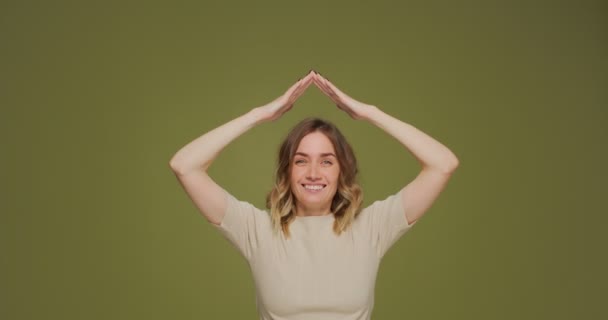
[296,132,335,153]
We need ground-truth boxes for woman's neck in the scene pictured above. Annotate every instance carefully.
[295,203,332,217]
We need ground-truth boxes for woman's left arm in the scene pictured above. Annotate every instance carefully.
[312,71,459,225]
[365,106,459,225]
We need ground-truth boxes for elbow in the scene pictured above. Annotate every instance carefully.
[169,157,188,175]
[169,158,208,176]
[168,156,180,171]
[169,160,182,175]
[170,163,193,177]
[446,156,460,173]
[432,155,459,174]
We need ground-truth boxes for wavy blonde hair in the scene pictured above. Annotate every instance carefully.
[266,118,363,238]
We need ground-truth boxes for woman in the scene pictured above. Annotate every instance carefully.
[169,70,459,319]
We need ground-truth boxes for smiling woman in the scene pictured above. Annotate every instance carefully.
[266,118,362,238]
[169,69,458,320]
[291,133,341,215]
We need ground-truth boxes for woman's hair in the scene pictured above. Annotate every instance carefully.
[266,117,363,238]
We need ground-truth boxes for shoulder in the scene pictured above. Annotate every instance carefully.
[354,191,414,230]
[358,192,402,218]
[215,190,272,230]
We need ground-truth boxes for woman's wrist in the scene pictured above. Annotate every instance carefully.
[361,104,380,123]
[246,107,268,126]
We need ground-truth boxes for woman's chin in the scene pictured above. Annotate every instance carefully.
[297,198,331,210]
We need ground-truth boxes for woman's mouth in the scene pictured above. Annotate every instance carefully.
[302,184,326,193]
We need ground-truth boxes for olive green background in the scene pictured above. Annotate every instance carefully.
[2,0,606,319]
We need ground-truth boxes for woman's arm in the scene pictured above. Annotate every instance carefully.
[364,106,459,172]
[169,71,315,225]
[364,106,459,225]
[169,112,259,225]
[311,71,459,225]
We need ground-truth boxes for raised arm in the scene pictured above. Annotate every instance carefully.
[169,71,315,225]
[311,71,459,225]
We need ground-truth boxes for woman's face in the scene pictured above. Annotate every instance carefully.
[290,131,340,215]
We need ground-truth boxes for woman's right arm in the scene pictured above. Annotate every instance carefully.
[169,110,261,225]
[169,71,315,225]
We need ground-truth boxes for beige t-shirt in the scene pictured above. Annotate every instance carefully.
[211,189,417,320]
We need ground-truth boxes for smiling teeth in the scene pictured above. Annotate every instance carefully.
[304,185,324,190]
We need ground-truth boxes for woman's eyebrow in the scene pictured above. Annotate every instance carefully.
[295,152,336,158]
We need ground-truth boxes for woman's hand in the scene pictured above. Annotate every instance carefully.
[253,71,315,123]
[312,72,376,120]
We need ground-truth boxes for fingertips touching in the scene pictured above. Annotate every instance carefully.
[296,75,313,93]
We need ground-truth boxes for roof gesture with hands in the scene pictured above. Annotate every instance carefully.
[254,69,376,122]
[171,69,459,227]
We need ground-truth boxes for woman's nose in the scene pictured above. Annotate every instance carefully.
[306,164,320,179]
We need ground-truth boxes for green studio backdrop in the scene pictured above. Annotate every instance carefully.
[1,0,606,319]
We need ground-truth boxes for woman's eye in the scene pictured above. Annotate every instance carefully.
[295,159,306,164]
[322,160,333,165]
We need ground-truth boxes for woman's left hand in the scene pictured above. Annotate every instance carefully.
[312,71,376,120]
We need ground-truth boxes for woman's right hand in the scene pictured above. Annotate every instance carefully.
[253,70,315,123]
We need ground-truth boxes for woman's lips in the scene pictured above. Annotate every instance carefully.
[301,184,326,193]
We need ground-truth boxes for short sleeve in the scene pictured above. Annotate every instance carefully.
[209,190,269,261]
[358,191,417,259]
